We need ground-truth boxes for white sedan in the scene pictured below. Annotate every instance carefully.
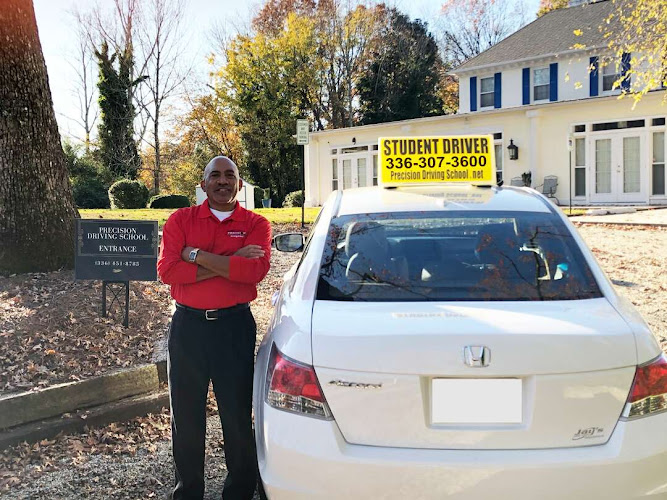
[254,184,667,500]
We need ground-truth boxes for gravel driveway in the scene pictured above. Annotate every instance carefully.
[2,222,665,499]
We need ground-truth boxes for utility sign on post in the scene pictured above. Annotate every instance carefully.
[296,119,309,228]
[296,119,309,145]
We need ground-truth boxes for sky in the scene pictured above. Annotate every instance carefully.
[34,0,540,143]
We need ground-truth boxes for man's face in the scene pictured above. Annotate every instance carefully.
[201,158,243,210]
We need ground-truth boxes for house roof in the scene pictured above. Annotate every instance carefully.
[454,0,619,73]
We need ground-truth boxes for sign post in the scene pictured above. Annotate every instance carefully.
[74,219,158,327]
[296,119,310,228]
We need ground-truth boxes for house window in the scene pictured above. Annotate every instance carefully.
[372,155,378,186]
[602,61,622,92]
[575,138,586,197]
[357,158,367,188]
[341,146,368,154]
[342,159,352,189]
[653,132,665,196]
[533,68,550,101]
[592,120,645,132]
[494,142,503,183]
[332,159,338,190]
[480,77,494,108]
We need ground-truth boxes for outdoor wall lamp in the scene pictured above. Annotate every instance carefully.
[352,137,357,144]
[507,139,519,160]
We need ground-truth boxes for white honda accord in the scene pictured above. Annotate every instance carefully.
[254,183,667,500]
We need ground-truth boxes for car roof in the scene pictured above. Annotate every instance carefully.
[335,185,552,217]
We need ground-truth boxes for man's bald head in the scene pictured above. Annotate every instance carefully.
[203,156,238,182]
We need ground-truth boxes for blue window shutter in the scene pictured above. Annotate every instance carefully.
[621,52,631,92]
[522,68,530,105]
[494,72,502,108]
[589,56,599,97]
[470,77,477,112]
[549,63,558,101]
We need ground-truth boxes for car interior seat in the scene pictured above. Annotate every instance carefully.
[345,221,408,283]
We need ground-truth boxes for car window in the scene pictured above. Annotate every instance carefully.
[316,211,602,302]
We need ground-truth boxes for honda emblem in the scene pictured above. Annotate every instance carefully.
[463,346,491,367]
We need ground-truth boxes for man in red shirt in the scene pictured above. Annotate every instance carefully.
[157,156,271,500]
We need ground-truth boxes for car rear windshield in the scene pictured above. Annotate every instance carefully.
[317,211,602,301]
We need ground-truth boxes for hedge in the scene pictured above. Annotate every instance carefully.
[108,179,150,209]
[148,194,190,209]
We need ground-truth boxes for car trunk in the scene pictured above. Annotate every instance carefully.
[311,298,636,450]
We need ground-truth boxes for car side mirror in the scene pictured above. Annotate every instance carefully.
[273,233,305,252]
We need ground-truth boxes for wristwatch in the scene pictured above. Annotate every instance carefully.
[188,248,200,263]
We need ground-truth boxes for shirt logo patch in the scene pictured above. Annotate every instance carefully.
[227,230,246,238]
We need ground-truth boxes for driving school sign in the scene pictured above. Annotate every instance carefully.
[75,219,158,281]
[379,135,496,186]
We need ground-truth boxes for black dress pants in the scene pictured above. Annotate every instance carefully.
[168,306,258,500]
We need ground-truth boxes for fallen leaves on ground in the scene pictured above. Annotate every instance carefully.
[0,223,305,396]
[575,224,667,350]
[0,409,171,493]
[0,275,171,395]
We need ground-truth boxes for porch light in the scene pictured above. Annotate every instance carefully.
[507,139,519,160]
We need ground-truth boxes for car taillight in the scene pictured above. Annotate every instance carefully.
[265,344,333,420]
[622,354,667,420]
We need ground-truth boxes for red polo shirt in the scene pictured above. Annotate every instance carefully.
[157,200,271,309]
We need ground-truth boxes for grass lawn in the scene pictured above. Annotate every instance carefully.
[80,207,321,227]
[557,207,588,216]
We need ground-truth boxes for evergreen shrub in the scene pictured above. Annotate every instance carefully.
[148,194,190,209]
[108,179,150,209]
[253,187,264,209]
[282,190,304,208]
[73,176,110,208]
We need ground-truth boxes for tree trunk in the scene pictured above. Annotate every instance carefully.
[153,116,160,194]
[0,0,80,274]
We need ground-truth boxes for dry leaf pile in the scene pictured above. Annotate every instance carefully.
[0,274,172,394]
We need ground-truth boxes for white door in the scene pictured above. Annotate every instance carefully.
[340,156,369,189]
[591,133,646,203]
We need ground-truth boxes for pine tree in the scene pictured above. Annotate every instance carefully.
[357,9,444,125]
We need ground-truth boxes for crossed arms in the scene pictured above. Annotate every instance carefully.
[180,244,265,282]
[157,214,271,286]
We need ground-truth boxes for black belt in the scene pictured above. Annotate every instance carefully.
[175,302,249,320]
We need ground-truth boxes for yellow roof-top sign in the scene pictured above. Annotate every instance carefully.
[379,135,496,187]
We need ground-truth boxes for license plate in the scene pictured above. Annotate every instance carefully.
[431,378,522,424]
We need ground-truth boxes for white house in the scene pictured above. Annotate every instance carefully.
[304,0,666,207]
